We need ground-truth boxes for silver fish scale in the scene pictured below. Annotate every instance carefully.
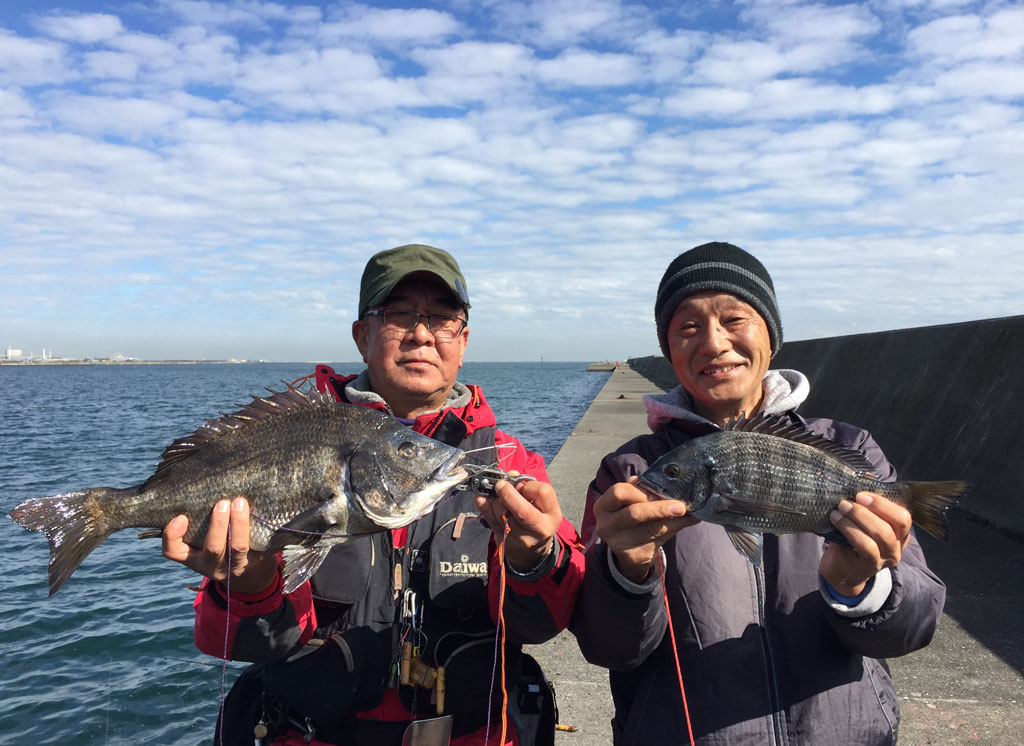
[691,431,891,534]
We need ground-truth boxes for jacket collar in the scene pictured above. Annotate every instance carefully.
[643,368,810,432]
[313,365,496,437]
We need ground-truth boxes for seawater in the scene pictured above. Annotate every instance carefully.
[0,362,609,745]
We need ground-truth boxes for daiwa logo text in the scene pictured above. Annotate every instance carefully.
[439,553,487,577]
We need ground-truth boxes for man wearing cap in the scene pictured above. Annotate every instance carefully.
[570,242,945,745]
[163,245,584,746]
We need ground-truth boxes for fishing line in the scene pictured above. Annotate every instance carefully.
[104,654,113,743]
[484,515,510,746]
[657,550,695,746]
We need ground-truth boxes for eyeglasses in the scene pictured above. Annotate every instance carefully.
[362,308,468,339]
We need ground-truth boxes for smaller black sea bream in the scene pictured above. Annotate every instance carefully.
[9,383,467,595]
[638,413,965,565]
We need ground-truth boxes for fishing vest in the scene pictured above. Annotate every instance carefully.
[305,399,514,722]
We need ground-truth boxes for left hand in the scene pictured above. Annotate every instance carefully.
[475,475,562,573]
[820,491,913,597]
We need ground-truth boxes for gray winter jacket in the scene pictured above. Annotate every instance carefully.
[570,370,945,746]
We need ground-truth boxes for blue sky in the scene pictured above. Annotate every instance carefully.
[2,0,1022,363]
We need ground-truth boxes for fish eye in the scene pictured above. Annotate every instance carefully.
[664,465,680,479]
[398,442,417,459]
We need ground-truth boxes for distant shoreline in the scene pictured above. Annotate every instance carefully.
[0,359,260,366]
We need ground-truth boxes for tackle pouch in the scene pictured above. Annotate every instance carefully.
[510,653,558,746]
[416,512,491,608]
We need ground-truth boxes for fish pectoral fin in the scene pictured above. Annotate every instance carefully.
[724,526,763,566]
[281,544,336,594]
[713,495,807,518]
[137,529,163,539]
[263,502,338,555]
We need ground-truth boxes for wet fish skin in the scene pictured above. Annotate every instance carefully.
[8,384,467,596]
[637,413,965,565]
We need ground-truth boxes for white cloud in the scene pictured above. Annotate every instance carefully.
[536,48,644,87]
[320,4,460,44]
[0,29,68,85]
[82,50,139,80]
[495,0,649,48]
[0,88,35,121]
[34,12,124,43]
[43,94,183,138]
[908,8,1024,63]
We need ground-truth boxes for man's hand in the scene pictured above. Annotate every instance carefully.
[475,477,563,573]
[820,491,912,597]
[162,497,279,594]
[592,476,697,583]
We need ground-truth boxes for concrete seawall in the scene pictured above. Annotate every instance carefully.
[533,358,1023,746]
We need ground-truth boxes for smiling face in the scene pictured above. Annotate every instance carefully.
[666,290,772,426]
[352,273,469,419]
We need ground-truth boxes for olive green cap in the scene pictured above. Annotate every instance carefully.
[358,244,471,317]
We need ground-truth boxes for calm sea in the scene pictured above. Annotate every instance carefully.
[0,362,609,745]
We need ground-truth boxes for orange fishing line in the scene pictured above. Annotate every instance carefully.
[658,551,695,746]
[496,517,510,745]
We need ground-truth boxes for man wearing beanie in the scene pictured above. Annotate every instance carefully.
[571,242,945,745]
[164,244,584,746]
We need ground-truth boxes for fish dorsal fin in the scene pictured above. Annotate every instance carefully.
[144,382,334,487]
[723,412,877,474]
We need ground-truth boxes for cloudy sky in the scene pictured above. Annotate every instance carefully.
[2,0,1022,363]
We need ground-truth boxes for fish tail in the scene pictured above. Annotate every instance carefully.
[9,487,135,595]
[903,481,966,542]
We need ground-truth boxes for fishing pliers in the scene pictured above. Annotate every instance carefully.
[455,464,536,497]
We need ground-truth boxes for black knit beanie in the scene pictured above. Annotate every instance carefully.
[655,242,783,359]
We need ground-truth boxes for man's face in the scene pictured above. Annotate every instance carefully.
[352,273,469,418]
[666,291,772,425]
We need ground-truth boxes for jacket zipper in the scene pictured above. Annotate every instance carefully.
[755,564,785,746]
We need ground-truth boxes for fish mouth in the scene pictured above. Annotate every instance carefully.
[432,450,468,483]
[636,475,670,501]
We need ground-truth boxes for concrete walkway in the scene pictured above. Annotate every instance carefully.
[530,364,1024,746]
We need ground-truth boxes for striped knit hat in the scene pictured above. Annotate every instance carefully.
[655,242,783,359]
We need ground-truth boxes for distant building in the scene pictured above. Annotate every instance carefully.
[4,347,24,361]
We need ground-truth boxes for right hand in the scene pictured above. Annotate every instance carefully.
[593,476,697,583]
[162,497,279,594]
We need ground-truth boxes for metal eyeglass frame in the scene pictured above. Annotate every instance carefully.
[361,308,468,339]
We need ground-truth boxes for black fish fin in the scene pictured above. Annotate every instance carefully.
[714,494,808,518]
[137,528,163,539]
[142,381,336,489]
[724,526,763,566]
[9,487,134,595]
[723,412,877,473]
[903,480,966,541]
[281,544,336,594]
